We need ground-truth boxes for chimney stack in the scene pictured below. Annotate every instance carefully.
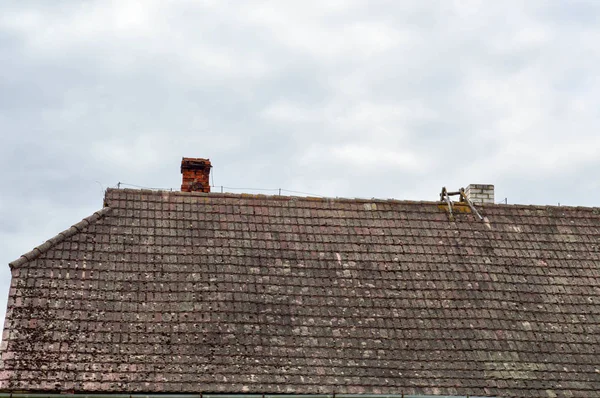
[181,158,211,193]
[465,184,494,204]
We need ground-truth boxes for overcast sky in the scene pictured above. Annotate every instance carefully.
[1,0,600,326]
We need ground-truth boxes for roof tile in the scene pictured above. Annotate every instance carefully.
[2,189,600,395]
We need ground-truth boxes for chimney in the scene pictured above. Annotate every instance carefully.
[465,184,494,204]
[181,158,211,193]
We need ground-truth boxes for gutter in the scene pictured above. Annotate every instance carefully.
[0,394,492,398]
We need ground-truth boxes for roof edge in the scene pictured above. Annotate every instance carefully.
[8,207,112,269]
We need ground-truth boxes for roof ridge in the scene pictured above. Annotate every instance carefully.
[104,187,600,211]
[8,207,112,269]
[104,187,445,206]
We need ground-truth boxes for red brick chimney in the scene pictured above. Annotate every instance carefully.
[181,157,211,193]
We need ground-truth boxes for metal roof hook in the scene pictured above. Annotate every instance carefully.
[440,186,453,216]
[459,187,467,202]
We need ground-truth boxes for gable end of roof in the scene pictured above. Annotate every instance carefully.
[8,206,112,269]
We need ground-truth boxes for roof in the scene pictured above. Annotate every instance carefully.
[1,187,600,397]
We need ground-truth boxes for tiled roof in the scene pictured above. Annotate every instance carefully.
[1,188,600,397]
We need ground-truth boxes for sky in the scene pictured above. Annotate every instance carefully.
[1,0,600,327]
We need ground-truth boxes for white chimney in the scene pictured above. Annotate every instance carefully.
[465,184,494,204]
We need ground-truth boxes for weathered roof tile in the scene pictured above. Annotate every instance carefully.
[1,188,600,396]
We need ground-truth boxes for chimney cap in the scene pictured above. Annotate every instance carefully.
[181,157,212,172]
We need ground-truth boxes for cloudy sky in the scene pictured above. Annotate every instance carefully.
[1,0,600,325]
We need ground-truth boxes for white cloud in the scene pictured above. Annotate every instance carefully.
[332,144,427,171]
[0,1,272,80]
